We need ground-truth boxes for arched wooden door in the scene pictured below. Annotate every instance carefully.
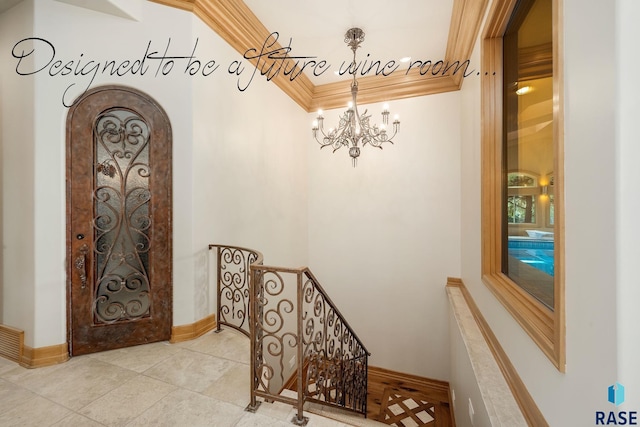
[66,86,172,356]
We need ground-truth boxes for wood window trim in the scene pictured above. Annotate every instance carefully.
[480,0,565,371]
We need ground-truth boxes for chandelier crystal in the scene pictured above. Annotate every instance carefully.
[312,28,400,167]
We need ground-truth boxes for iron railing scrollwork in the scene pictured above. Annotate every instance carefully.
[209,244,369,425]
[208,244,263,337]
[248,265,370,425]
[301,270,369,415]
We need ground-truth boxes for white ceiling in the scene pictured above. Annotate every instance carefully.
[242,0,454,85]
[0,0,137,17]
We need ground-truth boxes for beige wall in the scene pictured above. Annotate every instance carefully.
[0,0,309,346]
[616,0,640,401]
[0,0,36,344]
[307,91,462,380]
[454,0,623,425]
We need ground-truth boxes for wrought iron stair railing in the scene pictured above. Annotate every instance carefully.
[209,244,370,426]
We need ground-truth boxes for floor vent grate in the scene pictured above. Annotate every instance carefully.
[0,324,24,363]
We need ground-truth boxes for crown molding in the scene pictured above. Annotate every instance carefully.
[446,0,490,87]
[150,0,488,112]
[310,73,460,112]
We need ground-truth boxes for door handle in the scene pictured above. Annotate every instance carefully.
[75,244,89,289]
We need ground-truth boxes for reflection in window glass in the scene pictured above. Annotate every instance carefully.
[502,0,554,309]
[507,172,537,188]
[507,195,536,223]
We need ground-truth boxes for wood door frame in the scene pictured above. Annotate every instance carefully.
[65,85,173,356]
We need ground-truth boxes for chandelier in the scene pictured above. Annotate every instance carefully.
[312,27,400,167]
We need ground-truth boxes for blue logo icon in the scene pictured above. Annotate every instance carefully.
[609,382,625,407]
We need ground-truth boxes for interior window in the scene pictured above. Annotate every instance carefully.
[502,0,554,309]
[480,0,564,370]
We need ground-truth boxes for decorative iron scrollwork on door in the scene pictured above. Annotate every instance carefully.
[92,109,152,324]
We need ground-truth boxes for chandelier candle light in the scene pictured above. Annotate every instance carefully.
[312,27,400,167]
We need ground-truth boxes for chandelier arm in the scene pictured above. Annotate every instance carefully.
[310,27,400,165]
[315,117,352,153]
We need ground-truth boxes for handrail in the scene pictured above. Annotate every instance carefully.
[209,244,369,425]
[249,263,370,424]
[299,267,369,417]
[302,268,370,357]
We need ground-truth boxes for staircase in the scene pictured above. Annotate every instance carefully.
[367,367,453,427]
[285,366,454,427]
[210,244,369,425]
[210,244,453,427]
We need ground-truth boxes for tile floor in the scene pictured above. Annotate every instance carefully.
[0,328,359,427]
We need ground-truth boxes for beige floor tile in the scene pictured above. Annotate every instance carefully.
[1,356,72,384]
[88,340,181,373]
[185,328,251,364]
[252,398,299,422]
[0,379,38,414]
[78,375,176,426]
[203,360,251,407]
[51,413,106,427]
[8,356,137,411]
[127,388,245,427]
[0,357,19,376]
[143,348,236,393]
[0,325,357,427]
[0,394,72,427]
[235,411,294,427]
